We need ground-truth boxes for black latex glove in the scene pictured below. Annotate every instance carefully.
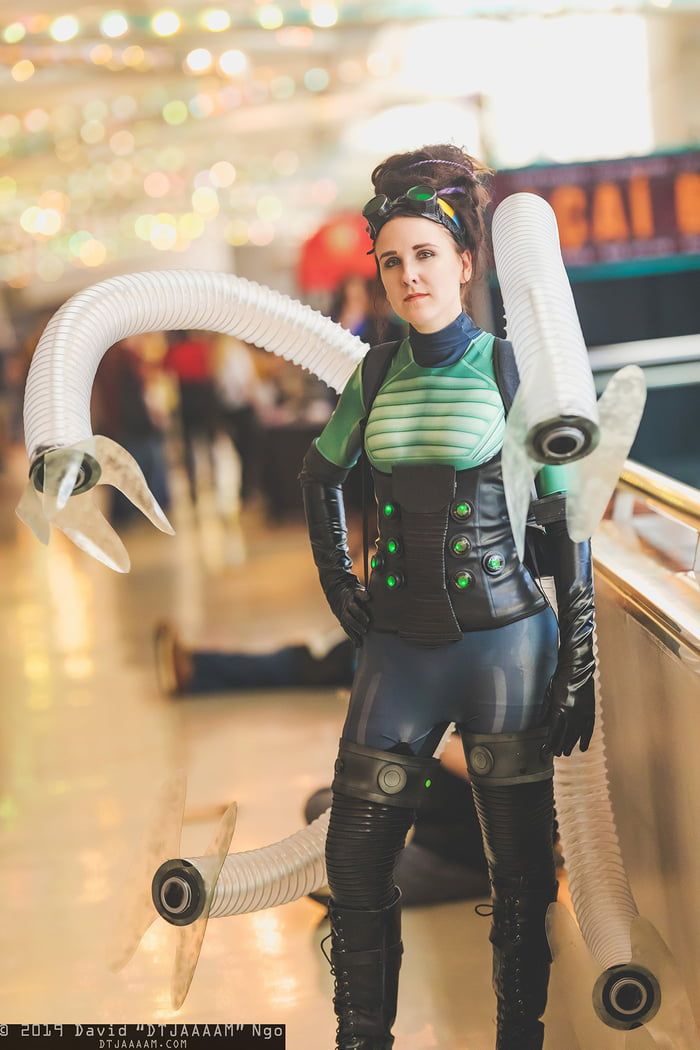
[323,575,372,647]
[544,518,596,757]
[300,448,371,647]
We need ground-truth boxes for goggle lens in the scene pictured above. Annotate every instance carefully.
[362,194,389,219]
[406,186,436,204]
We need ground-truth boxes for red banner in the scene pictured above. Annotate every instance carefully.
[492,151,700,268]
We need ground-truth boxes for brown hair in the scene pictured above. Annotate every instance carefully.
[370,143,493,308]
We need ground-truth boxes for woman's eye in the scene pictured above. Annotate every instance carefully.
[418,250,434,259]
[383,257,398,268]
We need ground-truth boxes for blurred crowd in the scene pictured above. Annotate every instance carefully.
[0,274,404,524]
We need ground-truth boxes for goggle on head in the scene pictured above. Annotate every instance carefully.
[362,185,468,253]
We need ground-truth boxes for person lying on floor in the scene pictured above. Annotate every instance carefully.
[154,621,492,906]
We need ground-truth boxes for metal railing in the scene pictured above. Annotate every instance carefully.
[617,460,700,532]
[592,459,700,663]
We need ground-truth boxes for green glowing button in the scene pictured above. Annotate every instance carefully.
[370,553,383,571]
[424,778,432,788]
[383,502,396,518]
[486,553,505,572]
[386,573,403,590]
[451,535,471,556]
[451,499,473,522]
[454,570,473,590]
[386,538,399,555]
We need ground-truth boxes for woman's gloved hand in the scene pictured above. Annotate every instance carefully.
[300,445,371,647]
[545,659,595,757]
[324,576,372,646]
[544,518,596,757]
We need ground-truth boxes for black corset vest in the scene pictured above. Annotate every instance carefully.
[366,456,546,647]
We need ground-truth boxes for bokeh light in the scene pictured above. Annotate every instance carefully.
[122,45,145,67]
[191,186,219,217]
[178,213,205,239]
[12,60,36,83]
[147,213,177,249]
[310,4,338,28]
[257,5,284,30]
[80,239,107,266]
[100,12,129,38]
[189,94,216,118]
[218,50,248,77]
[134,215,155,241]
[109,129,135,155]
[20,207,63,237]
[49,16,80,42]
[162,101,188,125]
[144,172,171,198]
[24,109,50,133]
[80,121,106,144]
[68,231,92,256]
[304,67,330,92]
[3,22,26,43]
[201,8,231,31]
[210,161,236,187]
[90,44,113,64]
[185,49,213,74]
[151,10,181,36]
[83,100,109,121]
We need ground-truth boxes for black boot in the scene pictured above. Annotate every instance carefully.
[322,890,402,1050]
[490,877,558,1050]
[464,733,558,1050]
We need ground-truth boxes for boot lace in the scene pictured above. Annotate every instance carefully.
[321,929,357,1049]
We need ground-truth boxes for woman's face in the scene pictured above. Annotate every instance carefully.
[374,215,472,333]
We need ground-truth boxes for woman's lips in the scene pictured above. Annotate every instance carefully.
[404,293,428,301]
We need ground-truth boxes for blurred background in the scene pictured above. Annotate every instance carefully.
[1,0,699,498]
[1,1,700,1043]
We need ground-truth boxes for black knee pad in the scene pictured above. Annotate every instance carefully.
[332,738,440,808]
[460,726,553,788]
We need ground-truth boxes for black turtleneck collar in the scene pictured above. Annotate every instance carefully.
[409,311,482,368]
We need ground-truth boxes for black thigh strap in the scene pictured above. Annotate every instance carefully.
[461,726,553,786]
[332,739,439,809]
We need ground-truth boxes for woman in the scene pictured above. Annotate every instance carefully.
[299,144,595,1050]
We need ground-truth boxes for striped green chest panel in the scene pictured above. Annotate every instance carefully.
[364,333,506,472]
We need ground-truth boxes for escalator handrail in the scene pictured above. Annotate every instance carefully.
[618,460,700,532]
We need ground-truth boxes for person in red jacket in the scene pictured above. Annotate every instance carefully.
[164,330,220,503]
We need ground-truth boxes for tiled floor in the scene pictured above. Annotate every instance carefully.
[0,455,625,1048]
